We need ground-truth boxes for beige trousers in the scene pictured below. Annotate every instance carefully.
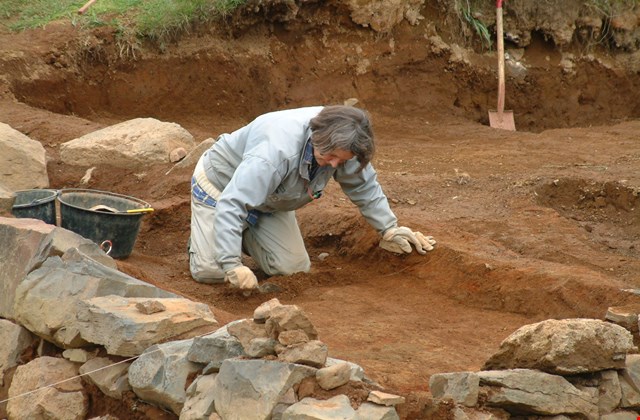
[189,157,311,283]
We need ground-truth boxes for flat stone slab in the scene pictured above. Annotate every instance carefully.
[77,296,218,356]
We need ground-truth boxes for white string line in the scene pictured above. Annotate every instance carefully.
[0,327,221,406]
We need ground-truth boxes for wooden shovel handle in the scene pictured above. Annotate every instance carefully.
[78,0,97,15]
[496,4,506,114]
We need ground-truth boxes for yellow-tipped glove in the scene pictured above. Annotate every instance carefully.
[380,226,436,255]
[224,266,259,290]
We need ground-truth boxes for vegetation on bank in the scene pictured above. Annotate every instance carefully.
[456,0,640,52]
[0,0,245,41]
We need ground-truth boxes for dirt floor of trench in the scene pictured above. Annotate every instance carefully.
[1,3,640,419]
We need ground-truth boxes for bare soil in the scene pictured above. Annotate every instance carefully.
[1,2,640,419]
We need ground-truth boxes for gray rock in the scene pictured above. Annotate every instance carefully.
[0,220,115,320]
[7,356,87,420]
[135,299,166,314]
[0,217,53,319]
[429,372,479,407]
[278,329,310,346]
[606,305,640,332]
[277,340,328,368]
[76,296,217,356]
[597,370,622,415]
[0,122,49,190]
[179,374,217,420]
[483,318,636,375]
[601,411,640,420]
[245,337,278,358]
[213,359,316,420]
[129,339,203,415]
[187,323,246,370]
[79,357,131,399]
[316,362,351,390]
[325,357,365,382]
[282,395,356,420]
[450,406,510,420]
[620,354,640,408]
[478,369,598,418]
[265,305,318,341]
[367,390,405,407]
[228,318,269,350]
[53,230,117,269]
[355,402,399,420]
[62,348,93,363]
[60,118,196,168]
[0,319,36,386]
[253,298,283,323]
[0,185,15,215]
[13,250,176,348]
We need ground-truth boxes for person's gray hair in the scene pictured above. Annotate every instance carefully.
[309,105,375,171]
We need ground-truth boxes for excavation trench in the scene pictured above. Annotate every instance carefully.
[2,8,640,418]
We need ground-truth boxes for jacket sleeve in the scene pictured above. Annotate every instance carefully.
[335,162,398,234]
[213,155,283,271]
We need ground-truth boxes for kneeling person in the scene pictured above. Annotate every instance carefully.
[189,105,436,289]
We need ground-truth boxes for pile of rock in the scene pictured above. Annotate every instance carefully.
[430,318,640,419]
[176,298,404,419]
[0,216,403,420]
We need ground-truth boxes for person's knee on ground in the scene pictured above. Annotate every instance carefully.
[189,244,226,284]
[244,237,311,276]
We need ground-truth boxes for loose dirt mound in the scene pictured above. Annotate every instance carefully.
[1,1,640,418]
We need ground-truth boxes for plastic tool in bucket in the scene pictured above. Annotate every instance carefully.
[58,188,153,259]
[11,189,59,225]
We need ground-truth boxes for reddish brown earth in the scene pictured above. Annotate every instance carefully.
[1,3,640,419]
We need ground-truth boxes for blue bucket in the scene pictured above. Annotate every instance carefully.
[58,189,152,259]
[11,189,58,225]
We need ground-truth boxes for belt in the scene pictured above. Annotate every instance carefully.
[191,175,261,226]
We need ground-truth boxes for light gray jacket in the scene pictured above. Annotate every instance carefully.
[201,106,398,270]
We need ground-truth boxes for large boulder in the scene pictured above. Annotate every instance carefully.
[0,217,117,320]
[478,369,598,418]
[76,296,218,356]
[13,249,176,348]
[0,217,55,319]
[483,318,637,374]
[0,122,49,190]
[59,118,196,168]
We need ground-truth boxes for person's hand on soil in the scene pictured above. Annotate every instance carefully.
[379,226,436,254]
[224,266,259,290]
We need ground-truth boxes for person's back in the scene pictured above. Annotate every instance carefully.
[202,106,324,192]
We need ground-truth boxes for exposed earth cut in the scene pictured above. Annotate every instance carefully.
[1,0,640,418]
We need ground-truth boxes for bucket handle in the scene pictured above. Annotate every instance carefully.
[100,240,113,256]
[22,190,59,207]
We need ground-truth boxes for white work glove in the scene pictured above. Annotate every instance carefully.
[380,226,436,255]
[224,266,259,290]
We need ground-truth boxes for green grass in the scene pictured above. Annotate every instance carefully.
[457,0,492,51]
[0,0,247,42]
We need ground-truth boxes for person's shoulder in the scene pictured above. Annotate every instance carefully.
[256,106,324,123]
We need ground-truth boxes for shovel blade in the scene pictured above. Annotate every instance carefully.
[489,110,516,131]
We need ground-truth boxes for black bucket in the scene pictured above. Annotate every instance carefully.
[58,189,152,259]
[11,189,58,225]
